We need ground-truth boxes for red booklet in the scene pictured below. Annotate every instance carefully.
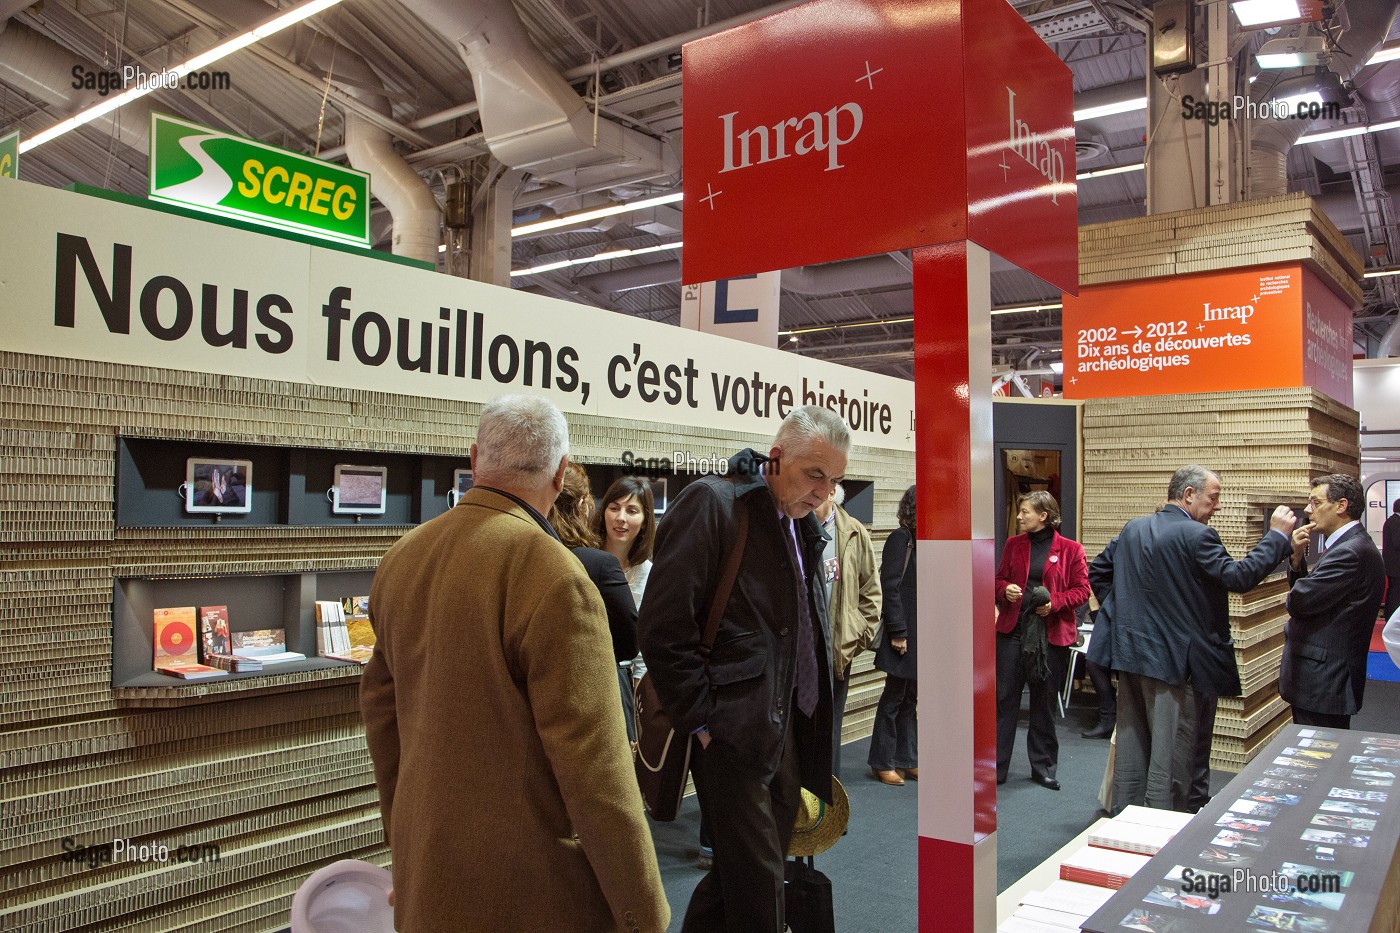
[156,661,229,681]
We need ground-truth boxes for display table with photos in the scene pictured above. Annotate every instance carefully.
[1081,725,1400,933]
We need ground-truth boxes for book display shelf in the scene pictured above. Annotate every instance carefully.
[112,569,375,702]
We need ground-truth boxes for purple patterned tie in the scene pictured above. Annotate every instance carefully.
[783,516,819,717]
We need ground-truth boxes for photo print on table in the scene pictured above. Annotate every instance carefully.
[1359,735,1400,750]
[1309,814,1377,832]
[1255,777,1311,792]
[1328,787,1388,802]
[1283,747,1333,761]
[1143,885,1222,914]
[1120,907,1192,933]
[1198,844,1256,867]
[1273,756,1321,769]
[1263,889,1345,913]
[1229,799,1283,818]
[1246,905,1331,933]
[1214,815,1271,833]
[1244,788,1300,806]
[1278,863,1353,889]
[1300,829,1369,849]
[1349,755,1400,766]
[1210,829,1268,851]
[1296,739,1339,750]
[1264,767,1317,781]
[1318,800,1380,816]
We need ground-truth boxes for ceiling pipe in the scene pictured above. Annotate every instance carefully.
[1251,5,1398,197]
[1379,316,1400,357]
[399,0,678,191]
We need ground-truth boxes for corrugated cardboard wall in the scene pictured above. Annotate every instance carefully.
[0,349,913,931]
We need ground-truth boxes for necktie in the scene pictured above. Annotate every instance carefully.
[783,516,819,717]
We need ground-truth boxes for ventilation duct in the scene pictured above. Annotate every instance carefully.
[400,0,678,189]
[1250,4,1399,197]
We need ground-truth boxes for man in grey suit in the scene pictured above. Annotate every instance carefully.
[1089,465,1295,812]
[1281,474,1387,729]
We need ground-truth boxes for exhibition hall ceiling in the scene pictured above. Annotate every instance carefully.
[1,0,1398,380]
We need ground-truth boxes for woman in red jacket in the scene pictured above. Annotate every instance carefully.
[995,491,1090,790]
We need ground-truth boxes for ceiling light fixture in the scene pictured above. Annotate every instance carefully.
[19,0,345,153]
[1368,45,1400,66]
[1297,118,1400,145]
[1364,268,1400,279]
[509,241,682,278]
[1256,35,1331,70]
[1073,98,1148,122]
[1231,0,1320,28]
[1076,163,1145,180]
[991,302,1063,315]
[511,192,684,237]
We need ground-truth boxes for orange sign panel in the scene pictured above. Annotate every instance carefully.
[1062,264,1353,405]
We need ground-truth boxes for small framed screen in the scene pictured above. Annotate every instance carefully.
[184,458,253,514]
[331,465,387,515]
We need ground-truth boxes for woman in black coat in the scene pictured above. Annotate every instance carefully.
[548,462,639,739]
[869,485,917,785]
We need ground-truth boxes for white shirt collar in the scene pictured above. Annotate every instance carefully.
[1321,520,1359,549]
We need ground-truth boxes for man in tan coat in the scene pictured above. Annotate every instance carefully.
[814,484,881,777]
[361,394,669,933]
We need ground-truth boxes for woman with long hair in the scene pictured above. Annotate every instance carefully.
[593,476,657,611]
[869,485,918,785]
[994,491,1089,790]
[548,462,640,738]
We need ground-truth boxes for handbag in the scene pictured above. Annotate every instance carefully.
[784,857,835,933]
[632,502,749,821]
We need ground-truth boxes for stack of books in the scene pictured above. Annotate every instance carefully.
[317,600,373,664]
[1086,805,1192,855]
[154,660,228,681]
[231,629,305,665]
[204,653,263,673]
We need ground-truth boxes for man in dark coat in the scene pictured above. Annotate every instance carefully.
[1088,465,1295,813]
[1383,498,1400,626]
[1281,474,1387,729]
[639,405,848,933]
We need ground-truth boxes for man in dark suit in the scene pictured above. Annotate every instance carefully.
[1383,499,1400,626]
[640,405,848,933]
[1281,474,1387,729]
[1089,465,1295,813]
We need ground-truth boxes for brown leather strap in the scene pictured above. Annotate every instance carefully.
[698,497,750,657]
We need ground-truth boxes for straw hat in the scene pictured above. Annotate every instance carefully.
[290,859,395,933]
[788,776,850,857]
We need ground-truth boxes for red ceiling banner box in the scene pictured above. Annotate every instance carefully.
[681,0,1077,294]
[1061,264,1355,405]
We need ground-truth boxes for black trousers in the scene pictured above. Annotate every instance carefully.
[1292,707,1351,729]
[683,711,804,933]
[995,633,1068,782]
[1181,690,1216,812]
[1085,658,1116,722]
[1385,576,1399,629]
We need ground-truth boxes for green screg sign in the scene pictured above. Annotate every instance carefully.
[149,113,370,247]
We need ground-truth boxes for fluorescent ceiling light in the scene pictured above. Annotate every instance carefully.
[509,241,681,277]
[511,192,684,237]
[991,303,1063,315]
[1049,361,1064,374]
[1276,90,1324,109]
[1364,268,1400,279]
[1232,0,1301,27]
[1076,163,1145,180]
[20,0,345,153]
[1366,45,1400,66]
[1256,36,1331,69]
[1073,98,1147,122]
[1297,118,1400,145]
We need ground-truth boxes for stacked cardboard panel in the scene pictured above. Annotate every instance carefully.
[0,348,913,930]
[1078,192,1364,303]
[1081,388,1360,771]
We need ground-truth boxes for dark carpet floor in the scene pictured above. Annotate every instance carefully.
[649,680,1400,932]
